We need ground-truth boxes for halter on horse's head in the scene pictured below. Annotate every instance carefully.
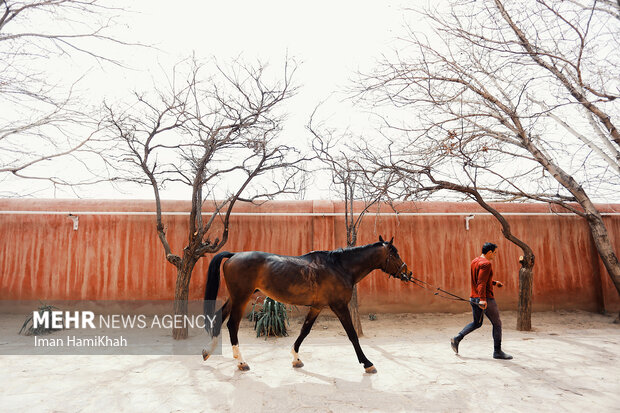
[378,236,410,279]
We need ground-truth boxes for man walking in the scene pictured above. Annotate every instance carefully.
[451,242,513,360]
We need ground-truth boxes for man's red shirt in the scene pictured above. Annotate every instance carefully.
[470,256,494,299]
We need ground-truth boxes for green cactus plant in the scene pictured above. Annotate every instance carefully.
[248,296,290,338]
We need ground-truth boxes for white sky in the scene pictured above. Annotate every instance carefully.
[0,0,417,199]
[11,1,614,203]
[6,0,409,200]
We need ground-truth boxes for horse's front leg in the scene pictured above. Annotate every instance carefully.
[291,306,322,368]
[330,302,377,374]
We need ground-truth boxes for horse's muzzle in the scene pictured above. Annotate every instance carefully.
[394,263,410,280]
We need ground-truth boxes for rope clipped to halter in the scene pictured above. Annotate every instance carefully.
[389,271,471,303]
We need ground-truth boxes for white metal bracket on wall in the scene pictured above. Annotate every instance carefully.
[465,215,475,231]
[68,214,79,231]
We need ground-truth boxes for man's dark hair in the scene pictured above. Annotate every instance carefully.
[482,242,498,254]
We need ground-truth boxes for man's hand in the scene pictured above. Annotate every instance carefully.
[495,281,504,288]
[478,300,487,310]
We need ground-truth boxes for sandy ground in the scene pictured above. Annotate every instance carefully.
[0,310,619,413]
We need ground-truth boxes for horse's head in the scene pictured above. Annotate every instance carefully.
[378,236,410,279]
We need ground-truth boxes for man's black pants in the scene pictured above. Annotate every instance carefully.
[458,298,502,350]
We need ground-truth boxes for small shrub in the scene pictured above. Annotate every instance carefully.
[19,303,63,336]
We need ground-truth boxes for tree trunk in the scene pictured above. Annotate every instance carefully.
[584,212,620,324]
[427,176,537,331]
[513,129,620,319]
[585,212,620,297]
[517,253,535,331]
[348,284,363,336]
[172,261,195,340]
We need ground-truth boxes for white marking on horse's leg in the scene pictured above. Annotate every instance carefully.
[291,348,304,368]
[202,335,220,361]
[232,344,250,371]
[232,344,242,360]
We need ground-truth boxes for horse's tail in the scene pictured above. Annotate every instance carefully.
[204,251,234,336]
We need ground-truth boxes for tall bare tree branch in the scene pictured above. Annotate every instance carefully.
[105,57,309,339]
[0,0,141,194]
[355,0,620,321]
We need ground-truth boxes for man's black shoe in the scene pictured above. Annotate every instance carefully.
[450,337,460,354]
[493,350,513,360]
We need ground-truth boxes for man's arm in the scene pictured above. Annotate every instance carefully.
[477,262,492,309]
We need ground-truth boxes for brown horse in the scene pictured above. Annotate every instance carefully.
[202,236,410,374]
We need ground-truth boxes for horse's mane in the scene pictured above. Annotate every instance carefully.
[330,242,382,256]
[300,242,384,264]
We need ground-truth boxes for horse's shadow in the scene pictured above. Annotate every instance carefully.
[199,361,406,411]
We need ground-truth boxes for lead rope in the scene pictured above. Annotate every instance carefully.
[389,271,472,303]
[390,271,485,324]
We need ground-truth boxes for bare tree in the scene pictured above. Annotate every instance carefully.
[308,109,391,335]
[357,0,620,320]
[105,57,307,339]
[0,0,136,193]
[359,143,538,330]
[565,0,620,20]
[421,174,536,332]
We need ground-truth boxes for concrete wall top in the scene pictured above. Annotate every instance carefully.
[1,199,619,215]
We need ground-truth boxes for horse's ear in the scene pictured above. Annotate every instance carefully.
[379,235,385,243]
[389,237,394,245]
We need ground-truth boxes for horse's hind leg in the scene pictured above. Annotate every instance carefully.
[330,302,377,374]
[291,306,322,368]
[203,299,232,361]
[228,296,252,371]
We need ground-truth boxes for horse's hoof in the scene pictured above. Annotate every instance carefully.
[365,365,377,374]
[292,360,304,368]
[238,362,250,371]
[202,349,210,361]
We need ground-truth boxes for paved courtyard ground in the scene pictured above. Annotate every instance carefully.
[1,310,618,412]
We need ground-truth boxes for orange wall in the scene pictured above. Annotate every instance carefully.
[0,199,618,314]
